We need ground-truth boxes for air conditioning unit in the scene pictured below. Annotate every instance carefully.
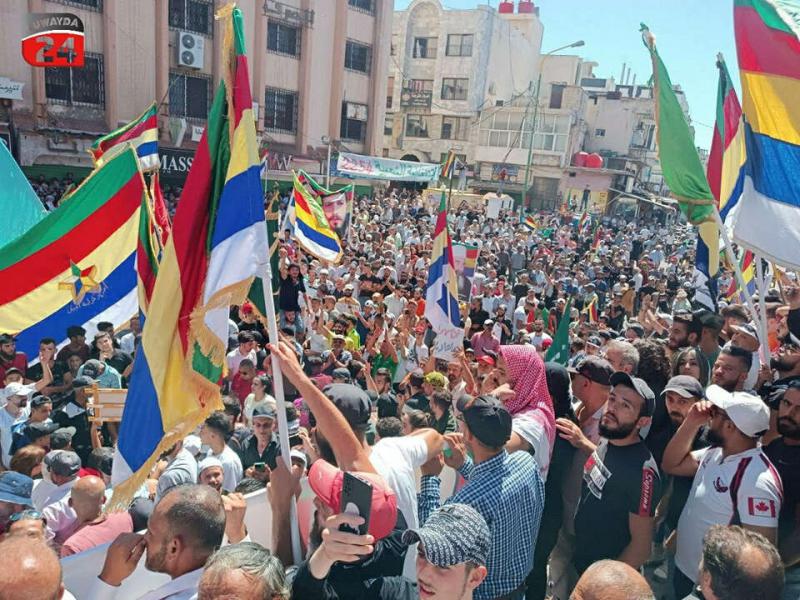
[177,31,204,69]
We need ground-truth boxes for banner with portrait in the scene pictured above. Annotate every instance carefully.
[452,243,480,302]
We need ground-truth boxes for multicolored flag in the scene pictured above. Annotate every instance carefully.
[725,249,757,302]
[441,150,457,180]
[577,211,590,233]
[0,139,45,246]
[524,215,538,231]
[89,102,159,171]
[0,148,142,359]
[546,298,572,365]
[111,6,267,504]
[641,24,716,225]
[149,173,172,249]
[584,297,598,323]
[291,170,342,263]
[733,0,800,270]
[247,184,281,318]
[136,190,159,317]
[425,192,460,333]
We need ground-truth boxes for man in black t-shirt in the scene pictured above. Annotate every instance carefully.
[765,379,800,591]
[571,372,662,577]
[279,263,306,312]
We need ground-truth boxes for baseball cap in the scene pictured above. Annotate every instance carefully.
[183,434,202,456]
[483,319,494,327]
[44,450,81,477]
[568,356,614,386]
[50,427,76,450]
[477,355,495,367]
[456,395,512,447]
[72,375,95,389]
[0,333,15,345]
[402,503,490,568]
[323,383,371,430]
[662,375,705,399]
[609,372,656,417]
[733,322,760,342]
[24,421,59,441]
[252,403,277,420]
[409,369,425,388]
[332,367,352,383]
[0,472,33,507]
[706,385,770,437]
[81,359,104,379]
[308,459,398,540]
[30,396,53,409]
[424,372,448,389]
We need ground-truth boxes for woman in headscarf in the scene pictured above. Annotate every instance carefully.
[488,345,556,479]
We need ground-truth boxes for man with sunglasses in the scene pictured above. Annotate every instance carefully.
[663,385,780,599]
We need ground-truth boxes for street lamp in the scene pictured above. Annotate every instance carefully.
[519,39,585,217]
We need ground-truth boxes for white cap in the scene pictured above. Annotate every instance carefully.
[183,434,202,456]
[198,456,223,473]
[706,385,770,438]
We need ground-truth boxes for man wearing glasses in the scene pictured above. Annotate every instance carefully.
[663,385,781,599]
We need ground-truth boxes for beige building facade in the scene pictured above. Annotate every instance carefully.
[0,0,392,184]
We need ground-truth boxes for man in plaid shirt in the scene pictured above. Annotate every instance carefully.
[418,395,544,600]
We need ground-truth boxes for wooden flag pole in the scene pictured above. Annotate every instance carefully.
[259,259,302,565]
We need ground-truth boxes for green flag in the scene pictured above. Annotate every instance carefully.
[641,23,715,225]
[248,185,281,316]
[0,142,46,247]
[546,298,572,365]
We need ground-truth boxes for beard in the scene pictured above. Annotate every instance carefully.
[145,542,168,573]
[669,412,685,427]
[771,357,797,372]
[0,351,15,362]
[778,417,800,440]
[599,415,637,440]
[705,426,725,446]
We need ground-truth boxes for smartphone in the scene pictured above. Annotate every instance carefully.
[339,472,372,535]
[254,462,266,472]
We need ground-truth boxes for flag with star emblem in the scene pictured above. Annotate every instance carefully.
[0,148,143,360]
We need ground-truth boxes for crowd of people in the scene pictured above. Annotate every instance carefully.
[0,186,798,600]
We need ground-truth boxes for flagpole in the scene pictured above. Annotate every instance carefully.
[258,260,302,565]
[754,253,771,363]
[713,208,765,333]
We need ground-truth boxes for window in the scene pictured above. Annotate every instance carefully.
[348,0,374,14]
[51,0,102,10]
[341,102,368,142]
[386,77,394,109]
[267,20,300,57]
[413,37,437,59]
[169,0,213,36]
[441,116,470,141]
[549,84,565,109]
[478,112,569,153]
[441,78,468,101]
[594,128,606,137]
[45,52,104,106]
[384,115,394,136]
[446,34,473,57]
[345,40,371,74]
[169,72,211,120]
[405,115,430,138]
[407,79,433,92]
[264,88,298,133]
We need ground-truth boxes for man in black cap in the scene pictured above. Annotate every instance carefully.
[51,376,94,462]
[419,395,544,600]
[13,421,59,454]
[292,502,491,600]
[570,372,662,579]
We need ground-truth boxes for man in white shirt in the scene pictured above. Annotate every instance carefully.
[225,331,257,375]
[663,386,781,598]
[92,484,225,600]
[40,451,82,544]
[0,383,31,468]
[199,412,243,492]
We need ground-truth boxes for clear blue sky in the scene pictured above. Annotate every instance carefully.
[393,0,740,150]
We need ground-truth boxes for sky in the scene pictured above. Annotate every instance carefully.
[393,0,740,151]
